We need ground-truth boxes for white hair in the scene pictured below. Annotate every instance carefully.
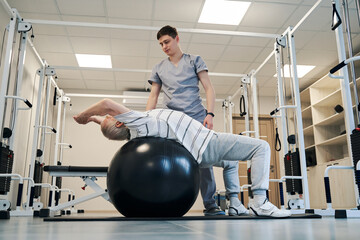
[100,117,130,141]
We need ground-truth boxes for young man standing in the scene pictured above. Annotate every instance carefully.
[146,25,243,216]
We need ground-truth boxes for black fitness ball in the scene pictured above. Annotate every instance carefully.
[107,137,200,217]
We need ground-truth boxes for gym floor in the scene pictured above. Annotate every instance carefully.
[1,213,360,240]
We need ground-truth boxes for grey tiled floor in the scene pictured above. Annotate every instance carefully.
[1,214,360,240]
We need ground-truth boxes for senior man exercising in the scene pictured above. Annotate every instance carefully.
[73,98,291,218]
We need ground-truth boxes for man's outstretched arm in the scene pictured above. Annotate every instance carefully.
[146,82,161,110]
[73,99,131,124]
[198,70,215,130]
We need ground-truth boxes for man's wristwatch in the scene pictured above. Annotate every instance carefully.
[207,112,215,117]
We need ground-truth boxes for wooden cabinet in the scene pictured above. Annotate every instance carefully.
[300,75,359,209]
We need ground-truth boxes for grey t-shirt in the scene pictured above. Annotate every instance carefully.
[148,53,208,122]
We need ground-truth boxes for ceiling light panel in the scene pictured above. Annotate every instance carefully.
[199,0,251,25]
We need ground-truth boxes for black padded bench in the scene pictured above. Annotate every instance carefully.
[44,166,108,177]
[42,165,110,215]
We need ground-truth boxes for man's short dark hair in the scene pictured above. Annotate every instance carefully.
[157,25,178,40]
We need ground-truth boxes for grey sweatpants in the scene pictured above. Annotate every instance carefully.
[201,132,270,191]
[195,113,239,209]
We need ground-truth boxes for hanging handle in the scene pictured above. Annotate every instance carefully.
[239,95,247,117]
[331,1,342,31]
[275,128,281,152]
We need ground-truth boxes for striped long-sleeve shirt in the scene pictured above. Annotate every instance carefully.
[114,109,214,164]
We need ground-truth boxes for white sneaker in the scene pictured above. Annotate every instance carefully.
[249,199,291,218]
[228,203,249,216]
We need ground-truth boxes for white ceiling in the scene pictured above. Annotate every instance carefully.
[4,0,360,97]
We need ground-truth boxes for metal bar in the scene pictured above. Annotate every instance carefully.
[251,74,260,139]
[290,0,323,34]
[280,176,304,181]
[53,91,63,166]
[26,67,45,210]
[0,173,23,183]
[287,28,310,209]
[65,92,224,103]
[230,81,245,101]
[25,19,279,39]
[240,184,251,191]
[241,131,256,134]
[243,85,250,137]
[53,65,151,73]
[4,96,31,109]
[39,76,52,164]
[0,16,17,143]
[27,38,44,66]
[274,44,289,154]
[270,176,304,182]
[50,190,108,212]
[9,31,28,149]
[323,165,354,209]
[277,105,297,110]
[49,76,62,95]
[355,0,360,26]
[332,2,357,212]
[52,65,246,78]
[209,72,247,78]
[222,102,227,132]
[228,96,233,134]
[345,56,360,65]
[324,165,353,177]
[66,93,150,99]
[342,0,360,125]
[59,100,67,164]
[0,0,12,16]
[253,49,275,76]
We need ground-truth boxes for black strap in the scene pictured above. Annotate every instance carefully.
[53,87,57,106]
[331,2,342,31]
[207,112,215,117]
[240,95,246,117]
[275,128,281,152]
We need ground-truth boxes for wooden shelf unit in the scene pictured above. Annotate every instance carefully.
[298,75,359,209]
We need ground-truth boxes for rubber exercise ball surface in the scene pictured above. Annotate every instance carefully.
[107,137,200,217]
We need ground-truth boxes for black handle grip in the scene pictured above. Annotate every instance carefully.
[69,145,72,149]
[270,108,279,116]
[331,20,341,31]
[24,99,32,108]
[330,61,346,74]
[324,177,332,204]
[52,128,57,133]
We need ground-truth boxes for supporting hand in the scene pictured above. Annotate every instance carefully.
[203,115,213,130]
